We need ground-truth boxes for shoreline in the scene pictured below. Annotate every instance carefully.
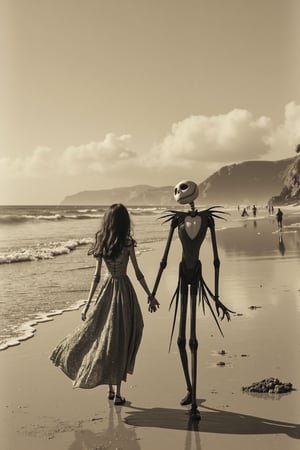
[0,207,242,352]
[1,213,300,450]
[1,207,299,353]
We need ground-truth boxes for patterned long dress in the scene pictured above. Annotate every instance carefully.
[50,245,144,388]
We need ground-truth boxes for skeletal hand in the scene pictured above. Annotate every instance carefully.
[215,298,233,322]
[148,295,160,313]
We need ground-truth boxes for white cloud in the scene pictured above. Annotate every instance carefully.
[1,104,299,190]
[0,146,54,178]
[266,102,300,160]
[0,134,136,179]
[147,109,273,167]
[61,133,136,175]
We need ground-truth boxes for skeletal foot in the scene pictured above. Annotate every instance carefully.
[180,391,192,405]
[190,406,201,421]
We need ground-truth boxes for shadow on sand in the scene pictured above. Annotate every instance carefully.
[124,399,300,439]
[67,399,300,450]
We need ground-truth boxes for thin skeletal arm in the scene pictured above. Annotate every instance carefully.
[208,217,233,321]
[152,221,176,297]
[208,217,220,299]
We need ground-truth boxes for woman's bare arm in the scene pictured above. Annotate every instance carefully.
[81,257,102,320]
[129,244,159,312]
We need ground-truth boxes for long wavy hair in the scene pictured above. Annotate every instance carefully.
[88,204,134,259]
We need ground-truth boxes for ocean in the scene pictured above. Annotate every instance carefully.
[0,205,170,351]
[1,204,300,351]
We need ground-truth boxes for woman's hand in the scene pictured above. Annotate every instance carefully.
[148,295,160,313]
[81,305,89,321]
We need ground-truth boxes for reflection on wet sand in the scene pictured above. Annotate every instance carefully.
[278,234,286,256]
[217,216,300,260]
[68,403,141,450]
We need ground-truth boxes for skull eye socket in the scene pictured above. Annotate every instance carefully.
[179,183,188,190]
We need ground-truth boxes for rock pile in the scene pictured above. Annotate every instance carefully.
[242,378,293,394]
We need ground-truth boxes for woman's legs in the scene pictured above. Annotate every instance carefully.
[107,384,115,399]
[116,382,121,397]
[115,382,126,405]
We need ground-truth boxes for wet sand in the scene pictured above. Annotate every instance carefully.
[1,211,300,450]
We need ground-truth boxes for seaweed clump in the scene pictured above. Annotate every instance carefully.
[242,378,293,394]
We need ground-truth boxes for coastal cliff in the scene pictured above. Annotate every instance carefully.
[270,156,300,205]
[61,157,297,206]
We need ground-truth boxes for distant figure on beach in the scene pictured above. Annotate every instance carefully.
[50,203,159,405]
[276,208,283,231]
[241,208,248,217]
[252,205,257,217]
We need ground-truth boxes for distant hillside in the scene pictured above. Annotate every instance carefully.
[270,155,300,205]
[198,158,295,205]
[61,185,176,206]
[61,157,297,206]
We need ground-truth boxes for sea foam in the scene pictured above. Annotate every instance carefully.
[0,238,93,264]
[0,300,86,351]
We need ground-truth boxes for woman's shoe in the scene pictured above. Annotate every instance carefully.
[114,395,126,406]
[107,389,115,400]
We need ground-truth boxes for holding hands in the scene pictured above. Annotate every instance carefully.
[148,294,160,313]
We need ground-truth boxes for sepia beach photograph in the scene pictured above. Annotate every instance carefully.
[1,1,300,449]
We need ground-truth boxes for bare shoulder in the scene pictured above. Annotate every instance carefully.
[125,236,136,248]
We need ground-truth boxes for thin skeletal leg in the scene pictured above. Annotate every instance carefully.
[178,282,192,404]
[189,291,201,420]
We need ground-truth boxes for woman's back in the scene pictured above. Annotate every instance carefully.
[104,247,130,278]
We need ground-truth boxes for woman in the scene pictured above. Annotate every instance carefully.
[50,204,159,405]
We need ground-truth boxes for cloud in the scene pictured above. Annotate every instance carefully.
[0,133,136,179]
[0,146,54,178]
[61,133,136,175]
[266,102,300,159]
[147,109,273,167]
[1,104,299,187]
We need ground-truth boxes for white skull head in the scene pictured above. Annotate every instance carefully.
[174,180,199,204]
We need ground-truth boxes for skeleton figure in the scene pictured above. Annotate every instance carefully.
[151,180,233,421]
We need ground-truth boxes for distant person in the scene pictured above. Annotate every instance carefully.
[276,208,283,231]
[252,205,257,217]
[50,203,159,406]
[241,208,248,217]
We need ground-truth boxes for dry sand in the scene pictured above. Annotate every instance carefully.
[1,211,300,450]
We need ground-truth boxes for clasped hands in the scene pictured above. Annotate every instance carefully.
[148,294,160,313]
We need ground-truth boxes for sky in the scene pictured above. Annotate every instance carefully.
[1,0,300,204]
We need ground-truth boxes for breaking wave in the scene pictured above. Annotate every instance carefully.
[0,238,93,264]
[0,213,103,224]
